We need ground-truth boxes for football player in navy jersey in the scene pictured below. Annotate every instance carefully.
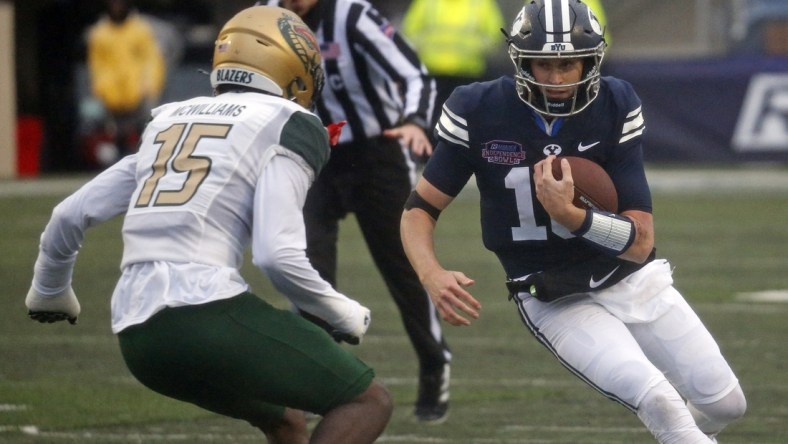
[401,1,746,442]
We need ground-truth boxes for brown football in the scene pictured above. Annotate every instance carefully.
[551,156,618,213]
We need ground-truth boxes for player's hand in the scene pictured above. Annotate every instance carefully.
[298,304,370,345]
[383,123,433,157]
[422,269,481,326]
[25,286,81,325]
[333,304,370,345]
[534,156,577,222]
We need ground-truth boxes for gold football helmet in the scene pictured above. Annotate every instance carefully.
[210,6,324,109]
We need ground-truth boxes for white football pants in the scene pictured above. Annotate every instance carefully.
[513,260,745,443]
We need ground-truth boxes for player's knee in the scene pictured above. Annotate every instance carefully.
[602,359,661,405]
[258,408,309,443]
[357,381,394,420]
[721,385,747,422]
[694,384,747,424]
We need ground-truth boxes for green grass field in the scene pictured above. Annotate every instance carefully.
[1,168,787,443]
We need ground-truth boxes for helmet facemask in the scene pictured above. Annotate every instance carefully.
[509,44,605,117]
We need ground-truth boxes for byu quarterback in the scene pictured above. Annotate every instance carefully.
[401,1,746,442]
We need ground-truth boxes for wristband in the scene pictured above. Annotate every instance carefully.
[571,209,635,256]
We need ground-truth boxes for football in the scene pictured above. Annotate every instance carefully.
[551,156,618,213]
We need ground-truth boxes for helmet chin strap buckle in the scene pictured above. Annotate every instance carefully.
[546,99,572,115]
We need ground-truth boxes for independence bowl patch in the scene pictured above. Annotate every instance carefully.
[482,140,526,165]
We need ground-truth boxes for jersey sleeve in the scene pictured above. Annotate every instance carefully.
[33,154,138,294]
[606,78,652,213]
[423,85,480,196]
[434,82,480,148]
[278,111,331,176]
[251,154,367,334]
[422,142,474,197]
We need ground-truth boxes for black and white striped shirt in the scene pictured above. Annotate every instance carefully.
[266,0,435,144]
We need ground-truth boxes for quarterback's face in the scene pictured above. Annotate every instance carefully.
[530,58,584,100]
[279,0,318,18]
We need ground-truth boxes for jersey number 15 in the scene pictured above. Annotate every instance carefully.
[135,123,231,207]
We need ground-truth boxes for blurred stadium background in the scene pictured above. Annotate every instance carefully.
[1,0,787,175]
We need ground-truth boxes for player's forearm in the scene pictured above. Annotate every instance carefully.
[618,210,655,263]
[400,208,444,283]
[262,250,362,327]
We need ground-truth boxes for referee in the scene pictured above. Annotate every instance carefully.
[262,0,452,423]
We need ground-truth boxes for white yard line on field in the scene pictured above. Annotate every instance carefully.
[0,404,28,412]
[645,167,788,194]
[735,290,788,303]
[0,176,90,197]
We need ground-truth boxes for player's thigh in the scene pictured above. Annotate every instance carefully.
[518,294,664,406]
[626,287,739,405]
[118,293,374,421]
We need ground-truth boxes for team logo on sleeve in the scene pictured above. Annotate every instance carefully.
[482,140,526,165]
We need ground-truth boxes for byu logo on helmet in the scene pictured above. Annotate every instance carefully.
[732,73,788,152]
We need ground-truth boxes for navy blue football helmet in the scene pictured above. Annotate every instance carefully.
[507,0,607,117]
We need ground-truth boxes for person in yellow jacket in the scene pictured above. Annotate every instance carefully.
[402,0,504,134]
[87,0,165,163]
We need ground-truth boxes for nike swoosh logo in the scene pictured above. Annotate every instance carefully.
[589,265,620,289]
[578,141,601,152]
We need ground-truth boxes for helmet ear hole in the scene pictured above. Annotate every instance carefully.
[291,78,307,93]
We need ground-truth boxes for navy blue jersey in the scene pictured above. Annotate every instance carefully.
[423,76,652,279]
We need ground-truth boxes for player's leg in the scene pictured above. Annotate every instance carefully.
[635,379,715,444]
[513,292,713,443]
[117,293,391,443]
[259,383,391,444]
[226,294,393,442]
[259,408,308,444]
[627,286,746,439]
[686,385,746,439]
[353,137,452,421]
[311,381,392,443]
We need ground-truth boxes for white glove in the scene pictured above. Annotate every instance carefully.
[298,302,371,345]
[25,286,81,325]
[338,303,371,344]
